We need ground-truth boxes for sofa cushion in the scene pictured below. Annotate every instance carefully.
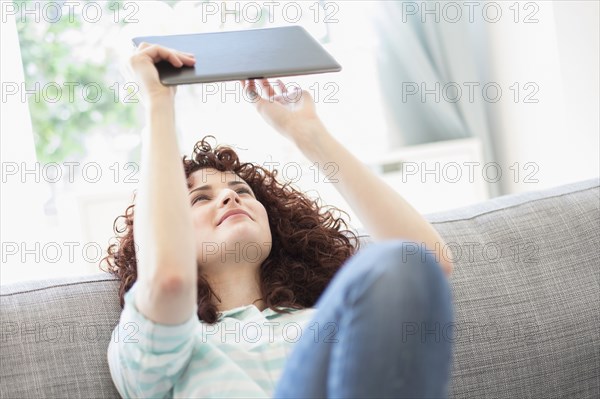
[1,272,123,398]
[426,178,600,398]
[1,177,598,398]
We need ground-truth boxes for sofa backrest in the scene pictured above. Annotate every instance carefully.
[1,178,598,398]
[426,178,599,397]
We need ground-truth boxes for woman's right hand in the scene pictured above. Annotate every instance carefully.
[127,43,196,103]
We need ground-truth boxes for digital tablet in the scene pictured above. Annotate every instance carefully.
[131,26,342,85]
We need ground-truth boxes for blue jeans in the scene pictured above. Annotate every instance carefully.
[273,239,455,399]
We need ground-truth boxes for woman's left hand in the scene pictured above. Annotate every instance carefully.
[240,79,327,145]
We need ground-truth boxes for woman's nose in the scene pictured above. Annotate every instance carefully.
[221,190,240,205]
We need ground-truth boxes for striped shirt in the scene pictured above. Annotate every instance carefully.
[107,280,317,398]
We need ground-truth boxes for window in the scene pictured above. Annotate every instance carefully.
[4,1,384,283]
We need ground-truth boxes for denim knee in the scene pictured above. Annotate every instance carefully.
[342,239,451,309]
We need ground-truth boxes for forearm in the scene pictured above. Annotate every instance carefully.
[133,95,197,286]
[294,122,454,276]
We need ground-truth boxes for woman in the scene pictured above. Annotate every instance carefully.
[103,43,455,398]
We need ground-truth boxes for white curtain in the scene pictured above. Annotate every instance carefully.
[1,11,53,282]
[372,3,490,143]
[371,1,599,196]
[372,1,500,197]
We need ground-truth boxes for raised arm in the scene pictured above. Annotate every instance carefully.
[242,79,454,277]
[128,43,198,324]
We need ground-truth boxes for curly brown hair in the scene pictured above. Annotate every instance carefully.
[100,135,361,324]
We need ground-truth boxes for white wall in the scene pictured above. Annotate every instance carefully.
[483,1,599,195]
[553,1,599,182]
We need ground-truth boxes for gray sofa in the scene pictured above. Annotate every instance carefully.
[2,178,599,398]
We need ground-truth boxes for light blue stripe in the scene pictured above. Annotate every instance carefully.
[110,300,316,398]
[235,357,287,369]
[181,355,286,382]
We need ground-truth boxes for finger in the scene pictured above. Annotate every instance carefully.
[247,79,259,95]
[177,50,196,59]
[136,42,194,58]
[245,80,262,103]
[157,47,184,66]
[162,52,196,67]
[260,79,276,98]
[177,50,196,57]
[142,45,189,67]
[179,53,196,66]
[245,80,258,95]
[276,79,288,94]
[273,79,284,96]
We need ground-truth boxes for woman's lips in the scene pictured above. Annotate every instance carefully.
[218,209,251,225]
[222,213,249,222]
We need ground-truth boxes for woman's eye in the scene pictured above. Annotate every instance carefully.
[191,195,208,204]
[192,188,252,205]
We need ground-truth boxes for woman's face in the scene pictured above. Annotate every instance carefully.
[188,168,272,271]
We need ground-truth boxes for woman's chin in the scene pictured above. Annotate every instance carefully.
[200,236,270,264]
[211,214,268,237]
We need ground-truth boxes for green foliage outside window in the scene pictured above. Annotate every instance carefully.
[14,0,323,165]
[15,0,140,165]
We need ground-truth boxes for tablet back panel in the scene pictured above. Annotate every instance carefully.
[132,26,342,85]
